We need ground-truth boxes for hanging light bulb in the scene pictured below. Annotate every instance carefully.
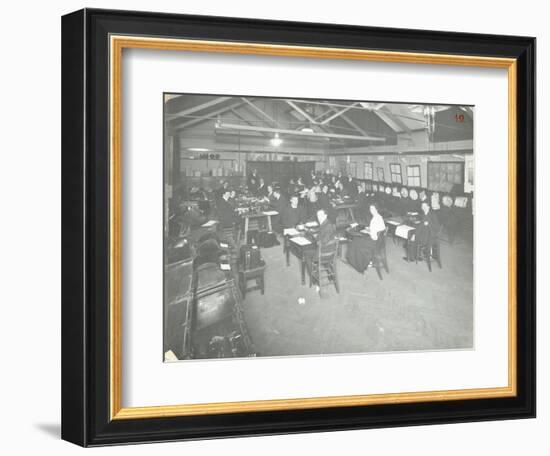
[270,132,283,147]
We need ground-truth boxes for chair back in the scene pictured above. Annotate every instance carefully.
[375,226,389,251]
[318,238,339,265]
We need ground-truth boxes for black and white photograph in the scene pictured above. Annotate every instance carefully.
[163,93,475,361]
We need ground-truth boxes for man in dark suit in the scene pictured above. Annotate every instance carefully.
[316,208,336,247]
[217,189,238,229]
[255,178,268,198]
[281,195,306,229]
[270,189,287,233]
[270,189,286,213]
[247,169,259,193]
[304,208,338,283]
[417,201,441,246]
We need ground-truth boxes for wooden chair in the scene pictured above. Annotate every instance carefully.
[238,264,266,299]
[415,226,443,272]
[220,223,239,248]
[219,223,240,264]
[308,238,340,296]
[371,227,390,280]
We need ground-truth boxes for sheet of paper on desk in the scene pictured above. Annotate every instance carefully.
[386,220,400,226]
[290,236,312,246]
[284,228,300,236]
[349,222,359,228]
[395,225,415,239]
[360,228,371,234]
[219,242,229,249]
[263,210,278,215]
[202,220,218,227]
[220,263,231,271]
[305,221,319,227]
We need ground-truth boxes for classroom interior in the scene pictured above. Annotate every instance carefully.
[163,94,474,361]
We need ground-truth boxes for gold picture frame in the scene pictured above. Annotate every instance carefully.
[64,10,534,445]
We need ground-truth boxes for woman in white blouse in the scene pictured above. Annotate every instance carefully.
[368,203,386,241]
[346,203,386,273]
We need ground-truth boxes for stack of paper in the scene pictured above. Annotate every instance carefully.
[290,237,312,246]
[284,228,300,236]
[395,225,415,239]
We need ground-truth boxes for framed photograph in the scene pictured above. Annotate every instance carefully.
[62,8,535,447]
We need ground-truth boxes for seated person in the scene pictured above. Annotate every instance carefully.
[305,208,337,268]
[266,184,276,204]
[416,201,441,247]
[255,178,268,198]
[438,195,457,243]
[216,189,239,229]
[346,202,386,274]
[269,189,287,232]
[214,180,229,202]
[228,189,238,208]
[247,169,259,193]
[305,189,321,220]
[316,208,336,246]
[318,184,337,223]
[281,195,306,229]
[344,175,358,198]
[270,188,286,214]
[181,205,206,229]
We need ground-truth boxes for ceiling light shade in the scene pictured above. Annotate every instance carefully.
[270,133,283,147]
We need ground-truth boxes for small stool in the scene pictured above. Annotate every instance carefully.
[238,265,266,298]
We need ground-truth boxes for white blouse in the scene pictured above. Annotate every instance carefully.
[369,214,386,241]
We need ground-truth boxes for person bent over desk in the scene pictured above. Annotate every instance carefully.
[281,195,306,229]
[346,202,386,274]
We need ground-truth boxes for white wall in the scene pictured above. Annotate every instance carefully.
[0,1,545,455]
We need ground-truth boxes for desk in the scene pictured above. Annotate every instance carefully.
[332,201,357,228]
[241,211,278,241]
[283,229,317,285]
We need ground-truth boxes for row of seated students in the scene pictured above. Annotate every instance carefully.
[207,169,471,241]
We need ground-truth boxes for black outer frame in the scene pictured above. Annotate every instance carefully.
[61,8,536,447]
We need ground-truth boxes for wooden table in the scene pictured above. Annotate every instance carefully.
[332,202,357,228]
[241,211,278,242]
[284,230,317,285]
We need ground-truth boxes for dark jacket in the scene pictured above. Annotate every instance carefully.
[356,192,372,224]
[255,184,268,198]
[247,173,259,192]
[271,195,287,215]
[317,219,336,247]
[281,204,306,228]
[217,198,237,229]
[318,192,331,211]
[417,210,441,245]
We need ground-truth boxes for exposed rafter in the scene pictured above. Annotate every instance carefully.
[241,98,279,126]
[173,101,243,130]
[168,96,232,118]
[216,122,385,142]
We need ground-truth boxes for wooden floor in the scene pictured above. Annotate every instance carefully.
[240,235,474,357]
